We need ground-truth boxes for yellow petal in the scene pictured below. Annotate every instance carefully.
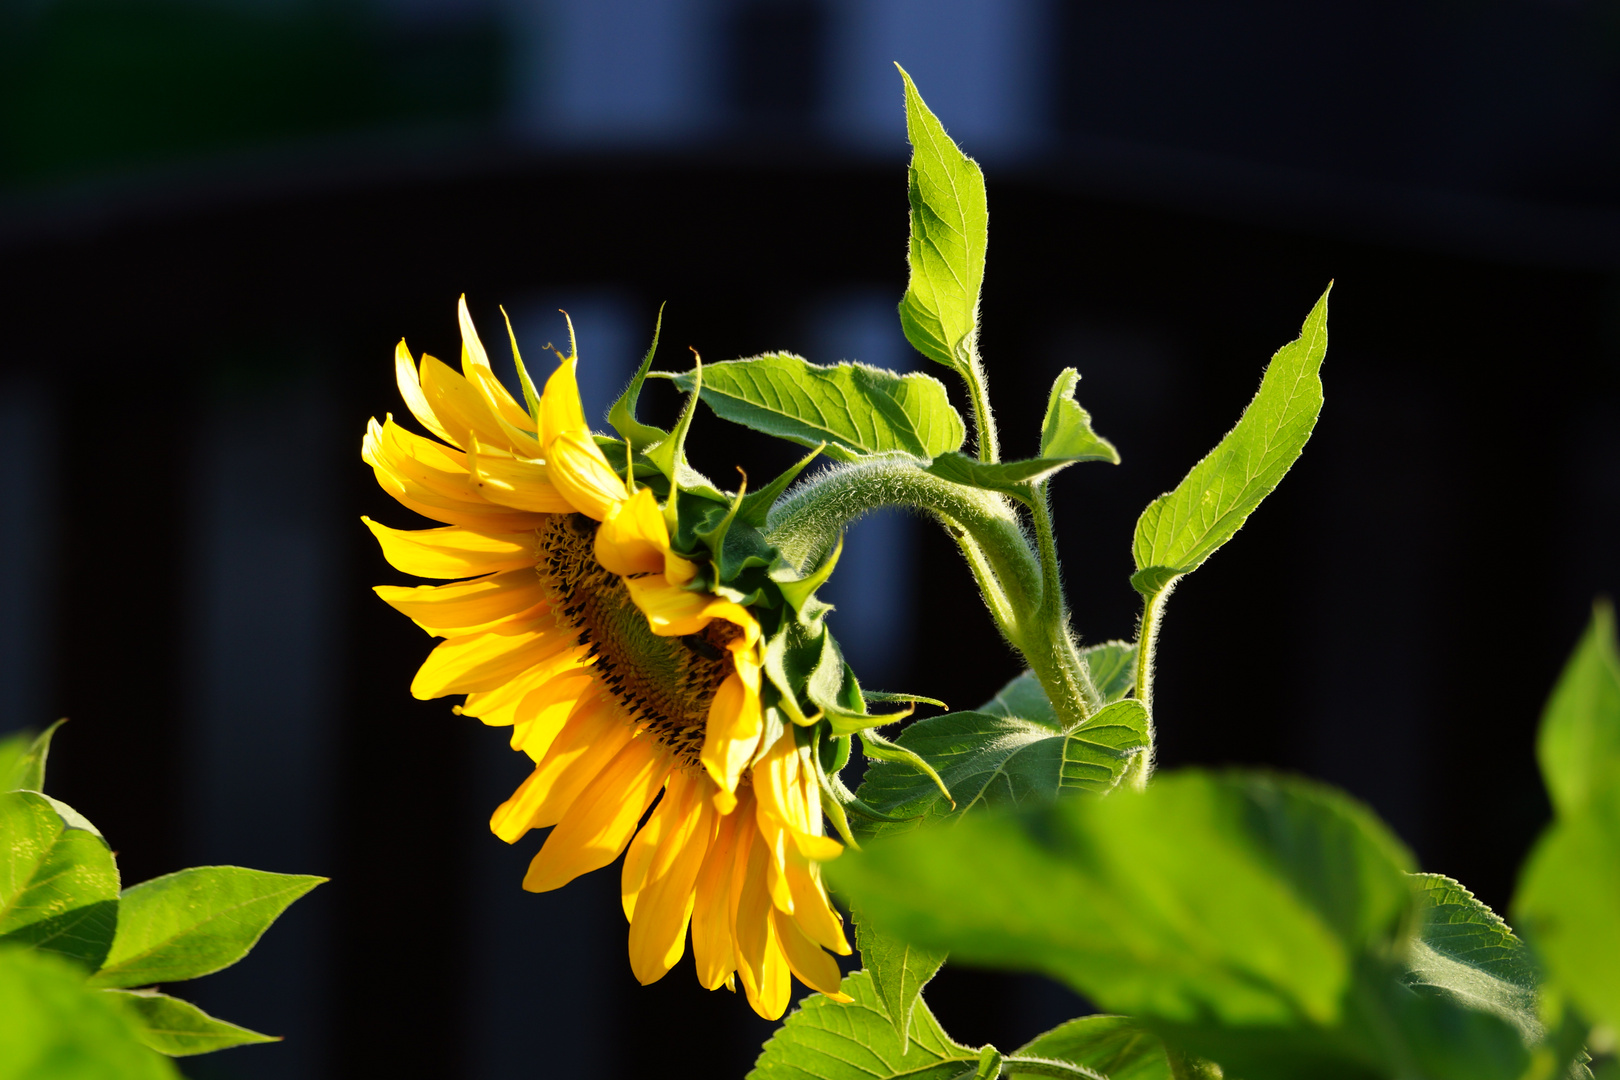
[510,668,596,761]
[734,832,791,1020]
[621,777,676,921]
[410,620,574,698]
[489,691,630,842]
[369,465,551,532]
[546,430,626,520]
[460,647,585,726]
[784,857,850,954]
[594,487,669,577]
[364,518,534,579]
[469,441,575,513]
[523,738,671,892]
[420,353,510,451]
[364,416,482,506]
[627,773,716,984]
[395,340,455,445]
[774,907,848,999]
[459,296,536,433]
[539,353,589,445]
[623,577,714,637]
[700,671,764,802]
[691,792,745,991]
[374,570,547,634]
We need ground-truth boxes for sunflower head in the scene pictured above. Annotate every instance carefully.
[363,298,906,1018]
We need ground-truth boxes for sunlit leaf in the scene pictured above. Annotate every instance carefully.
[88,867,325,989]
[853,700,1150,841]
[0,790,118,970]
[1010,1015,1170,1080]
[748,971,981,1080]
[933,369,1121,495]
[1131,287,1329,598]
[853,908,947,1047]
[107,989,276,1057]
[895,65,987,374]
[0,945,178,1079]
[665,354,964,462]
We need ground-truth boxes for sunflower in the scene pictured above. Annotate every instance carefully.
[362,298,851,1019]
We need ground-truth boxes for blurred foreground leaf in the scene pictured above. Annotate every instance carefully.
[0,790,118,970]
[1010,1015,1171,1079]
[0,945,177,1079]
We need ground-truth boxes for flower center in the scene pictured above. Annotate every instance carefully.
[537,513,733,765]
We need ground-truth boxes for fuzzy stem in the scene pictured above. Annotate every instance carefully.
[961,342,1000,465]
[1026,485,1099,726]
[764,455,1039,653]
[1125,583,1173,790]
[1000,1057,1107,1079]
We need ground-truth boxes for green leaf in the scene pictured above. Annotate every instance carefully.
[747,970,981,1080]
[665,355,964,463]
[895,65,988,374]
[854,908,948,1047]
[107,989,277,1057]
[1009,1016,1171,1080]
[88,867,325,989]
[1403,873,1541,1044]
[0,790,119,970]
[833,771,1527,1080]
[1,718,66,793]
[1039,369,1121,464]
[1537,602,1620,819]
[853,700,1150,841]
[980,648,1137,730]
[1130,286,1329,598]
[607,304,671,450]
[1514,781,1620,1035]
[0,945,179,1079]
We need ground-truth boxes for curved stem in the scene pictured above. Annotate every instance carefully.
[1125,584,1172,790]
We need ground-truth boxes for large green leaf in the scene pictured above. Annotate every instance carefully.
[665,355,964,463]
[1130,287,1329,598]
[748,971,981,1080]
[0,790,119,970]
[0,945,178,1079]
[831,770,1526,1080]
[854,700,1150,841]
[1514,781,1620,1035]
[1404,873,1540,1044]
[88,867,324,989]
[895,65,987,374]
[1,719,65,793]
[1009,1016,1170,1080]
[854,908,947,1047]
[1537,603,1620,819]
[107,990,276,1057]
[980,646,1137,728]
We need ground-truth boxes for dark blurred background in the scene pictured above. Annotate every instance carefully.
[3,1,1619,1076]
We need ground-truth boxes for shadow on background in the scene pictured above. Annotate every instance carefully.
[2,2,1618,1077]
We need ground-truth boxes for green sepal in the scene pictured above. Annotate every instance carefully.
[819,730,852,776]
[499,305,545,426]
[861,729,953,809]
[865,690,949,712]
[608,304,671,450]
[2,718,66,793]
[738,442,825,529]
[776,532,843,614]
[645,353,706,535]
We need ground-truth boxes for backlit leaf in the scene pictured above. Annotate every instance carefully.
[1131,287,1329,598]
[666,355,964,462]
[107,989,277,1057]
[1404,873,1540,1044]
[0,790,118,970]
[747,970,981,1080]
[895,65,988,374]
[88,867,324,989]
